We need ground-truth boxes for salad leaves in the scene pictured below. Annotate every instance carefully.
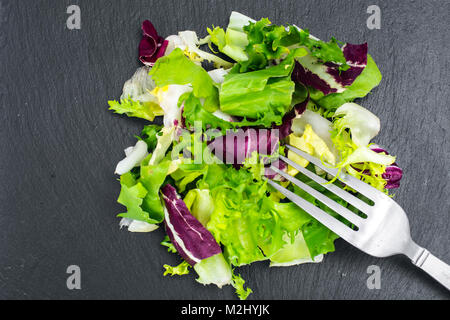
[108,11,403,300]
[207,11,254,63]
[219,56,296,122]
[108,67,163,121]
[150,48,220,112]
[310,54,382,110]
[139,20,168,66]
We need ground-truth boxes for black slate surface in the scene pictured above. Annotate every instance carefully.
[1,0,449,300]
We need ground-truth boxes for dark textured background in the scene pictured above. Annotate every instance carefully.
[1,0,449,300]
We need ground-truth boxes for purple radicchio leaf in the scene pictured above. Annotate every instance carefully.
[161,184,222,266]
[208,128,280,166]
[207,128,289,180]
[370,145,403,189]
[139,20,169,66]
[293,43,368,95]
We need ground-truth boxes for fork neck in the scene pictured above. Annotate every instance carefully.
[403,240,424,263]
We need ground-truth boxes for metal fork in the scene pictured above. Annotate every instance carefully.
[267,144,450,291]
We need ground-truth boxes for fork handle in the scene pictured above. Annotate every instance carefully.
[411,248,450,291]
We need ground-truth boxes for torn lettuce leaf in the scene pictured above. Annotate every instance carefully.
[163,261,191,276]
[149,48,220,112]
[184,189,215,226]
[181,91,284,131]
[181,92,234,132]
[219,57,296,122]
[269,232,320,267]
[151,84,192,127]
[120,66,157,101]
[108,67,164,121]
[161,235,177,253]
[119,218,159,233]
[117,172,160,224]
[207,11,254,62]
[165,31,233,69]
[139,158,171,222]
[291,109,337,156]
[291,124,336,165]
[207,27,249,62]
[331,124,396,192]
[138,124,163,152]
[194,254,232,288]
[334,102,380,147]
[115,140,149,176]
[115,154,171,225]
[149,126,175,166]
[108,98,163,122]
[231,271,253,300]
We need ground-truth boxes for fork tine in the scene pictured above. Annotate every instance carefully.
[267,179,356,242]
[279,155,371,213]
[285,145,381,199]
[270,166,365,227]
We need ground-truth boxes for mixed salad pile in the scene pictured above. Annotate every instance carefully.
[108,12,403,299]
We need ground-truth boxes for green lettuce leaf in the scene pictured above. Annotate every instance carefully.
[108,66,164,121]
[139,159,171,222]
[116,152,171,225]
[181,92,234,132]
[231,271,253,300]
[193,254,232,288]
[161,235,177,253]
[219,57,295,123]
[269,232,313,266]
[289,28,347,68]
[302,219,340,258]
[149,48,220,112]
[208,26,249,62]
[108,98,163,121]
[181,91,284,131]
[237,17,347,72]
[207,11,253,62]
[199,164,330,266]
[284,167,350,257]
[199,165,275,265]
[117,172,160,224]
[184,189,215,226]
[149,126,175,166]
[138,124,163,152]
[163,261,191,276]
